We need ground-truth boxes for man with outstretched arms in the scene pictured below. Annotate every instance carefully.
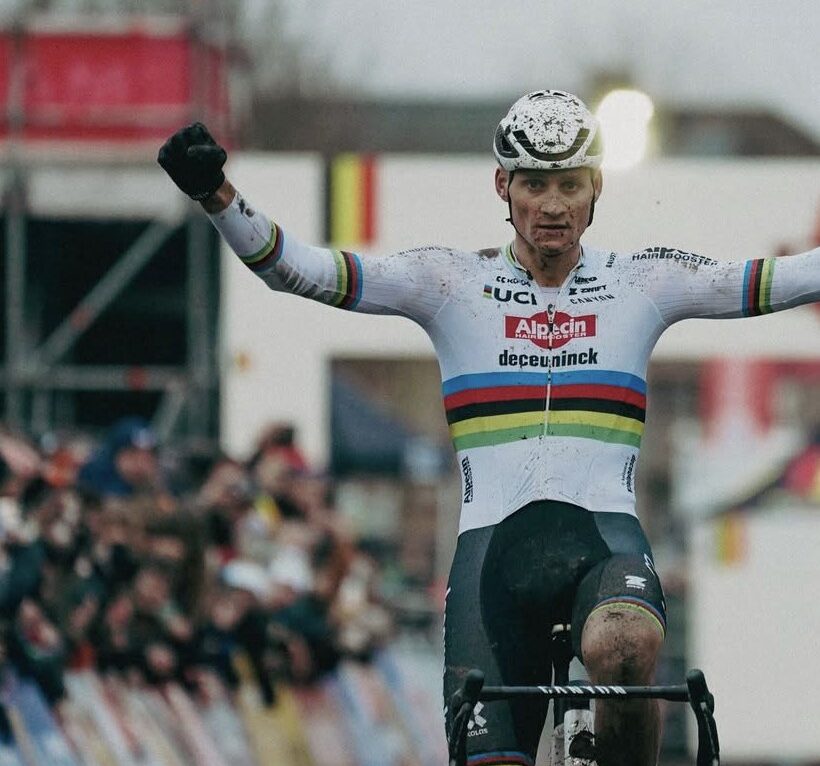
[159,92,819,766]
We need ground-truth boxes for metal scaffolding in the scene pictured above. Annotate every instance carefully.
[1,171,218,441]
[1,11,230,442]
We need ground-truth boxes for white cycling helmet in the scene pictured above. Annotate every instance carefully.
[494,90,603,172]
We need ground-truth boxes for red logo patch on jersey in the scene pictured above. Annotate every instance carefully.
[505,311,597,349]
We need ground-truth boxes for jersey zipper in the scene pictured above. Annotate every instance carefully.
[543,256,585,437]
[544,307,557,437]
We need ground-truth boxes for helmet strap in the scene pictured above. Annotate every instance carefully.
[504,169,520,234]
[505,169,515,215]
[587,168,596,226]
[503,171,534,279]
[504,175,514,227]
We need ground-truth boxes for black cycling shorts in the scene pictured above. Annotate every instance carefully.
[443,500,666,766]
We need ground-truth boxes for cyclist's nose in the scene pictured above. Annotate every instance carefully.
[539,192,567,216]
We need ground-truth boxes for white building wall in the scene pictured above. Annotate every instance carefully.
[690,510,820,760]
[220,155,820,461]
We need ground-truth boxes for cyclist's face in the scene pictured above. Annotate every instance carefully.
[497,168,601,257]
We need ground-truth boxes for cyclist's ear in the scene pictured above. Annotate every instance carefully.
[495,168,510,202]
[592,169,603,202]
[495,167,510,201]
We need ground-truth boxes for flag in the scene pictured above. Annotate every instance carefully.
[325,153,378,248]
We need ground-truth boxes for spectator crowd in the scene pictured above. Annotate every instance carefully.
[0,418,394,707]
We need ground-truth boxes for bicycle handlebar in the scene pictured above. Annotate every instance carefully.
[447,668,719,766]
[479,682,690,701]
[686,669,720,766]
[447,670,485,766]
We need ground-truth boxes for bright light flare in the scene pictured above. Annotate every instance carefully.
[596,89,655,171]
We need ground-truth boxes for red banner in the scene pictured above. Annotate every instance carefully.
[0,28,230,144]
[0,36,10,114]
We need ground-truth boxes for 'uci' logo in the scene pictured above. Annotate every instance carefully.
[483,285,537,305]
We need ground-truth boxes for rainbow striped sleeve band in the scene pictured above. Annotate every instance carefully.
[443,370,646,451]
[240,222,283,273]
[326,250,364,310]
[208,192,284,274]
[741,258,775,316]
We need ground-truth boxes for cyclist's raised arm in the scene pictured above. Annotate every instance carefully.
[205,180,454,323]
[158,123,455,326]
[626,245,820,325]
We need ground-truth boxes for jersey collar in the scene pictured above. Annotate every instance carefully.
[503,242,586,279]
[503,242,528,277]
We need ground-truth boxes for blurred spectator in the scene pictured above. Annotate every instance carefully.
[251,423,308,475]
[0,418,396,711]
[0,437,47,620]
[77,417,163,499]
[129,564,194,683]
[7,599,65,704]
[0,429,42,497]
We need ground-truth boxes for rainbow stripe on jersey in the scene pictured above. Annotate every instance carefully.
[239,232,363,311]
[328,250,364,309]
[240,222,284,273]
[443,370,646,451]
[741,258,775,316]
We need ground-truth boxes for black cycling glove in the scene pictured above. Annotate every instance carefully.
[157,122,227,201]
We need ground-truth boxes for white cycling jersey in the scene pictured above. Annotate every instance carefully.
[210,191,820,534]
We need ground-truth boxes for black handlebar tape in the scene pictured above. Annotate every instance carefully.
[686,669,715,713]
[686,669,720,766]
[448,671,486,766]
[463,669,485,702]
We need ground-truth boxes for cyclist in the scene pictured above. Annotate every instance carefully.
[159,91,820,766]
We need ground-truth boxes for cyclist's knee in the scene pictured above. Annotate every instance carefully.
[580,603,663,683]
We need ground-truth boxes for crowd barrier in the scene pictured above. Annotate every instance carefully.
[0,647,448,766]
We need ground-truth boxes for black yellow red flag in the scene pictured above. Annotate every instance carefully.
[325,153,377,248]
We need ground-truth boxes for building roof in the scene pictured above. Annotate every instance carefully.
[246,97,820,157]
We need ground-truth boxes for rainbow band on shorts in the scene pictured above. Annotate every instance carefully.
[468,752,534,766]
[588,597,666,638]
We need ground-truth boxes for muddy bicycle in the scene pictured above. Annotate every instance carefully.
[447,623,719,766]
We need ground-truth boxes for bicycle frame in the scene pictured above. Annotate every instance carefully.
[548,623,593,765]
[447,665,719,766]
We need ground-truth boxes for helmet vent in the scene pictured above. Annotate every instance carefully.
[513,128,590,162]
[494,125,520,159]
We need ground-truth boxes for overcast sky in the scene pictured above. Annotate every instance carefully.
[252,0,820,139]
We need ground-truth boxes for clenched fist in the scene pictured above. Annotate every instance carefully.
[157,122,227,202]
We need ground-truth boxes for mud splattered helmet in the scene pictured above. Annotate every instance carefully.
[494,90,603,172]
